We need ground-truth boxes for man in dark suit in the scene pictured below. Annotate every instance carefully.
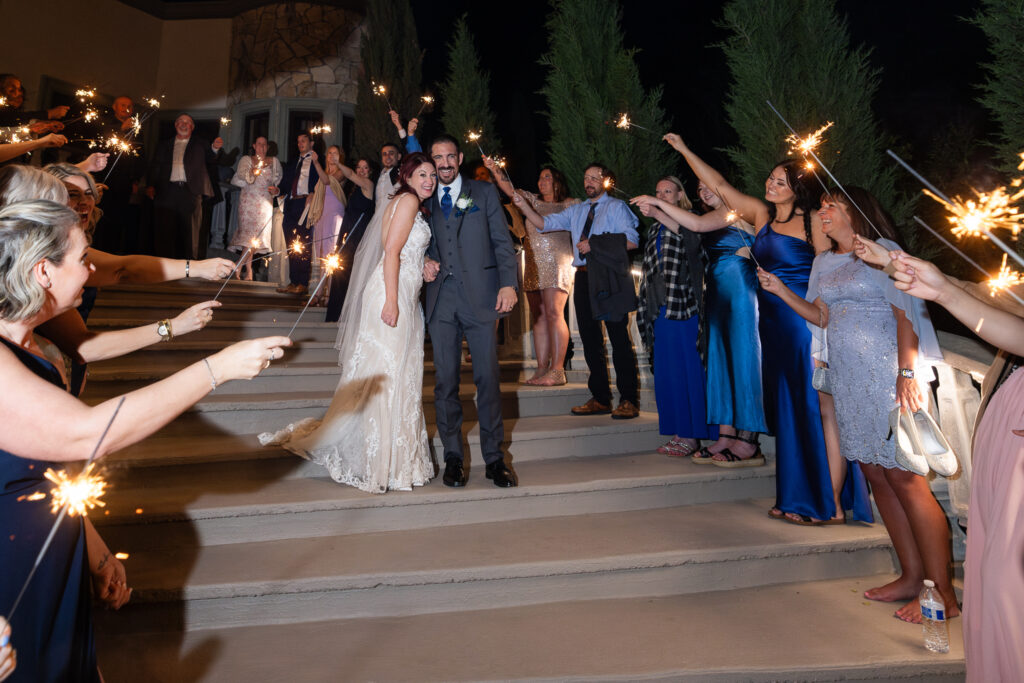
[276,132,319,294]
[147,113,223,259]
[423,134,520,488]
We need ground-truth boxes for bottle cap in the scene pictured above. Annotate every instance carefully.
[923,579,935,587]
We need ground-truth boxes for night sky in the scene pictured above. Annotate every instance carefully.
[410,0,990,187]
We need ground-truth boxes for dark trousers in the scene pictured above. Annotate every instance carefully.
[573,269,639,406]
[428,277,504,466]
[284,198,312,286]
[154,183,204,259]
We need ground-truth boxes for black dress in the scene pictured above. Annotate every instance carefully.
[325,186,375,323]
[0,337,100,683]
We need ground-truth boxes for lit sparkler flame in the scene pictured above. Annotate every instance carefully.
[143,97,161,109]
[310,124,332,135]
[220,117,231,127]
[0,96,6,107]
[603,177,612,190]
[251,237,260,248]
[725,210,739,224]
[130,115,142,136]
[786,121,834,157]
[75,88,96,101]
[114,552,130,560]
[467,130,482,142]
[83,108,98,123]
[987,253,1024,296]
[925,184,1024,239]
[16,491,46,502]
[44,464,107,517]
[804,160,815,171]
[421,95,434,106]
[372,83,387,97]
[616,113,631,129]
[291,238,304,254]
[322,252,342,273]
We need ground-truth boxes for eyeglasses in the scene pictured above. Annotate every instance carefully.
[583,174,603,183]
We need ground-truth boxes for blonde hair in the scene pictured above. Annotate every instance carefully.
[658,175,692,211]
[0,165,69,206]
[0,200,80,321]
[44,163,102,240]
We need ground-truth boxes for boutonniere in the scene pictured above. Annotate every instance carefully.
[455,193,475,216]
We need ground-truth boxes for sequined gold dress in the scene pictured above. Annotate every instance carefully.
[521,190,578,292]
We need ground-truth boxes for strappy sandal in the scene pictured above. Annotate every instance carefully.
[691,446,716,465]
[711,433,765,468]
[658,437,697,457]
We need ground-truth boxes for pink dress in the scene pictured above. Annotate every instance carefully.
[964,363,1024,681]
[229,155,282,253]
[313,183,346,261]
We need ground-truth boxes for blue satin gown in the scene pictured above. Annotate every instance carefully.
[702,228,767,433]
[0,338,100,683]
[753,225,867,521]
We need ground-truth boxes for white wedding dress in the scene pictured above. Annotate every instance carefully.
[259,210,434,493]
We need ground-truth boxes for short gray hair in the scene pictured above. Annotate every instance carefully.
[0,165,68,207]
[0,200,80,322]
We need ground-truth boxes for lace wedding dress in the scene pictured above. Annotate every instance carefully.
[259,210,434,493]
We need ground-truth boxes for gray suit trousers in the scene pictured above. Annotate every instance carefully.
[428,276,504,465]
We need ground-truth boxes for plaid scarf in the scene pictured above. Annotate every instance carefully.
[637,222,705,349]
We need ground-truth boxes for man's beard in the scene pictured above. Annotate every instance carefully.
[438,167,457,182]
[584,186,601,198]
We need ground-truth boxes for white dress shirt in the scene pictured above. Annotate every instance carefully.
[170,137,189,182]
[295,153,313,196]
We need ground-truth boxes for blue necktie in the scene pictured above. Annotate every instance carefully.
[441,186,452,220]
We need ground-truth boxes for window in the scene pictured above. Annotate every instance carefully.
[286,110,324,163]
[243,111,270,155]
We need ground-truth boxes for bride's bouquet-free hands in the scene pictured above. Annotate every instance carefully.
[381,299,399,327]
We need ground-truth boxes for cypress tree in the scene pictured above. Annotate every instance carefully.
[718,0,904,224]
[353,0,423,161]
[973,0,1024,174]
[438,15,500,164]
[539,0,674,202]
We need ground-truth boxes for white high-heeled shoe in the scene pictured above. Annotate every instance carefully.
[889,407,959,477]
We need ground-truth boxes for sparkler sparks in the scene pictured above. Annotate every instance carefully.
[466,129,486,157]
[415,94,435,117]
[143,97,161,109]
[74,88,96,101]
[988,253,1024,296]
[924,185,1024,240]
[371,81,394,111]
[0,96,6,107]
[786,121,834,157]
[220,117,231,127]
[44,463,107,517]
[291,238,304,254]
[611,113,653,133]
[309,124,332,135]
[287,253,342,337]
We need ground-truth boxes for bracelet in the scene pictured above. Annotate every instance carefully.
[202,358,218,391]
[898,367,915,379]
[185,260,190,278]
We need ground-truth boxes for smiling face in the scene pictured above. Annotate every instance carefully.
[655,179,682,206]
[46,226,93,311]
[380,145,400,170]
[818,195,854,240]
[537,169,554,199]
[327,146,341,166]
[2,76,24,109]
[174,115,195,139]
[62,176,95,228]
[112,97,133,121]
[355,159,371,178]
[408,162,437,200]
[252,136,268,158]
[697,182,720,209]
[583,167,605,199]
[764,165,795,205]
[430,141,462,185]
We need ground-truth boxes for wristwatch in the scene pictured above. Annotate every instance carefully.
[156,319,174,342]
[898,367,915,379]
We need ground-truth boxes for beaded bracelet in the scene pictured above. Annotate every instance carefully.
[202,358,218,392]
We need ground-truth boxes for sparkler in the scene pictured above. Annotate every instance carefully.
[372,82,394,111]
[466,130,486,157]
[309,124,332,135]
[74,88,96,102]
[610,112,654,133]
[212,238,259,301]
[416,94,435,118]
[287,253,342,337]
[220,117,231,127]
[887,149,1024,271]
[786,121,834,157]
[911,216,1024,307]
[988,253,1024,297]
[44,464,107,516]
[0,96,6,107]
[5,397,125,622]
[766,100,887,241]
[143,96,162,109]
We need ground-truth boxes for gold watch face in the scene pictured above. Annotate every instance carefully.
[158,323,169,337]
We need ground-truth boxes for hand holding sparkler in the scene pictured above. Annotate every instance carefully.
[190,257,235,281]
[372,82,394,111]
[170,300,222,335]
[79,152,109,174]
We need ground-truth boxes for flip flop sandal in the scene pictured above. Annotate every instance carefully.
[782,513,824,526]
[767,507,786,520]
[691,447,716,465]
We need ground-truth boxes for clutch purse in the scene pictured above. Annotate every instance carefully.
[812,365,832,394]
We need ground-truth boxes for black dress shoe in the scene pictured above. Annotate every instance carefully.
[485,460,518,488]
[442,459,468,487]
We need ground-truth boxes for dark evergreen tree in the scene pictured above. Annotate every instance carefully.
[539,0,674,202]
[718,0,908,230]
[353,0,423,161]
[438,15,500,164]
[973,0,1024,174]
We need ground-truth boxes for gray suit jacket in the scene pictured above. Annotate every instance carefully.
[424,177,518,322]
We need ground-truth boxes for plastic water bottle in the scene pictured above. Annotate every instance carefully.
[920,579,949,653]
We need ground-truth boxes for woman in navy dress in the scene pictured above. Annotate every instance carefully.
[661,133,847,524]
[326,158,376,323]
[0,200,289,681]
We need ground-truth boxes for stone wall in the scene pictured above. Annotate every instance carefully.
[228,3,364,106]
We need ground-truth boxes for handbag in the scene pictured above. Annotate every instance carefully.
[811,308,832,394]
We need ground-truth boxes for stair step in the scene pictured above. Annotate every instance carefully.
[94,499,894,630]
[93,575,964,682]
[104,411,672,464]
[92,453,778,545]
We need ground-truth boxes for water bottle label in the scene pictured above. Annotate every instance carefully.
[921,605,945,621]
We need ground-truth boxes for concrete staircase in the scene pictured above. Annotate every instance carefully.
[83,279,965,682]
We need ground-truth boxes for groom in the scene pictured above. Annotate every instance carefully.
[424,134,520,488]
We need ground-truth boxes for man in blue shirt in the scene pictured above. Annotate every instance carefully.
[515,163,641,419]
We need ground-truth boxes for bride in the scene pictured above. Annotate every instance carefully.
[260,153,437,492]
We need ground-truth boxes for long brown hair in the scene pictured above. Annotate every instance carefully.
[821,186,899,250]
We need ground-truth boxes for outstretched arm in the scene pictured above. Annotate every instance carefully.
[483,155,514,198]
[891,251,1024,356]
[631,195,732,233]
[0,133,67,162]
[663,133,770,227]
[86,249,233,286]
